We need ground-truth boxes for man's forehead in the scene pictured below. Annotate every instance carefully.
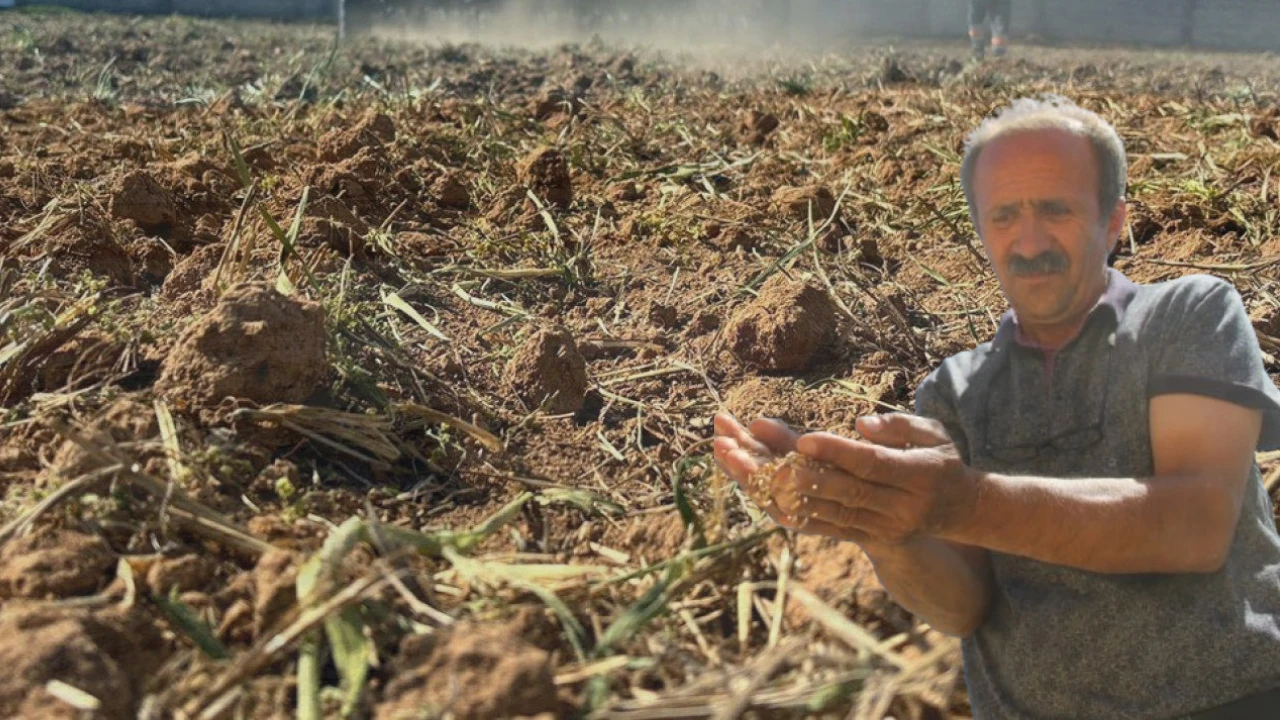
[979,127,1094,168]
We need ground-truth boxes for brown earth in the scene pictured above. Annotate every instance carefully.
[110,169,179,233]
[507,326,590,414]
[375,617,563,720]
[0,603,165,718]
[517,146,573,208]
[155,282,328,418]
[724,275,841,372]
[0,529,114,600]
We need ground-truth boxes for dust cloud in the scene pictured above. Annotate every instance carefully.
[363,0,866,65]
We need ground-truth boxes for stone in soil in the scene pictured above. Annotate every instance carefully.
[724,275,839,372]
[517,146,573,208]
[507,327,588,414]
[155,282,327,418]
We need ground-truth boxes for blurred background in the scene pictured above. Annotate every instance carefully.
[7,0,1280,52]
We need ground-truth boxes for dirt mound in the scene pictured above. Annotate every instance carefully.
[724,275,839,372]
[252,549,299,636]
[160,242,224,305]
[145,554,218,596]
[297,194,370,256]
[772,185,838,223]
[738,109,780,145]
[376,618,560,720]
[0,529,114,600]
[517,146,572,208]
[319,110,396,162]
[1250,109,1279,140]
[0,604,164,719]
[607,181,641,202]
[531,87,582,121]
[507,327,588,414]
[432,172,471,209]
[155,282,327,417]
[34,329,123,393]
[47,396,159,481]
[23,206,133,286]
[109,170,179,233]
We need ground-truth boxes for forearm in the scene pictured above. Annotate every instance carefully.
[947,471,1239,574]
[862,538,991,638]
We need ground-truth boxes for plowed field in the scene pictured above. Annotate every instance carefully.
[2,9,1279,719]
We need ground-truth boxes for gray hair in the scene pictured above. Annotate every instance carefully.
[959,96,1127,226]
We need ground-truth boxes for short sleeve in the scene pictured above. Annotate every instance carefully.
[1147,276,1280,450]
[914,366,972,463]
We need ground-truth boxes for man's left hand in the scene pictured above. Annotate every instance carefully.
[782,420,980,546]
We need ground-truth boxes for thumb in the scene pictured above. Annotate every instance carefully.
[856,413,950,448]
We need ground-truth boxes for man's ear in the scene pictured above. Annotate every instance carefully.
[1106,198,1127,253]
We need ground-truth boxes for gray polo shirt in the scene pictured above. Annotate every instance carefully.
[915,268,1280,719]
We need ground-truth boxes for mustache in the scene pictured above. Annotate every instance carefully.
[1007,251,1070,277]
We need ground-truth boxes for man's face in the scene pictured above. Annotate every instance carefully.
[972,128,1126,328]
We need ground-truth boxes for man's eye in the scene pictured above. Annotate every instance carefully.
[1042,204,1070,217]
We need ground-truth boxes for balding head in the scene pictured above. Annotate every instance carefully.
[960,96,1127,227]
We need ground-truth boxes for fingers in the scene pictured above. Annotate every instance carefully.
[788,514,873,544]
[856,413,951,449]
[791,496,893,537]
[796,432,897,484]
[748,417,800,455]
[712,438,797,527]
[712,437,761,484]
[786,463,906,509]
[713,413,771,457]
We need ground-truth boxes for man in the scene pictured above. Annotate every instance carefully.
[968,0,1011,60]
[713,96,1280,718]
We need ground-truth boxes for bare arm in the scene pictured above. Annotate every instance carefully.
[861,538,992,637]
[947,394,1260,573]
[792,394,1263,576]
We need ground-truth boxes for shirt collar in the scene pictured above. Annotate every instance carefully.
[992,268,1138,350]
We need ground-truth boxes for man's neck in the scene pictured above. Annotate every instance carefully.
[1014,272,1110,350]
[1016,316,1091,350]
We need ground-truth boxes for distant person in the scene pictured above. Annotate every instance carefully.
[968,0,1010,60]
[714,96,1280,718]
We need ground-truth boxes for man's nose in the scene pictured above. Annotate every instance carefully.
[1009,215,1054,257]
